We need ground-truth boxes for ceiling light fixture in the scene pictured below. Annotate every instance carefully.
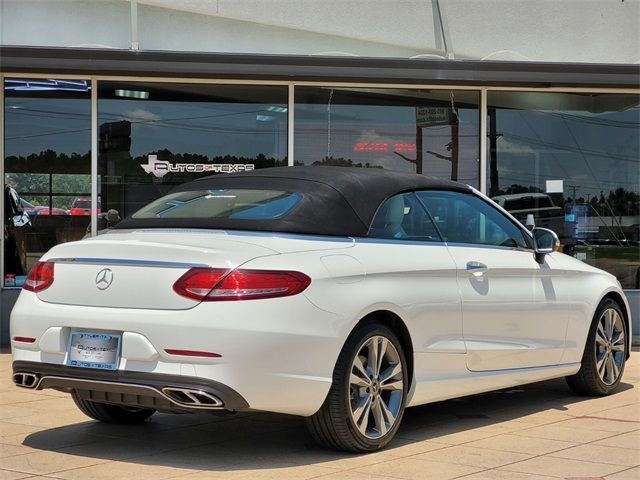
[115,89,149,99]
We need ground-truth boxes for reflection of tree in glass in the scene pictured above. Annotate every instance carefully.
[495,183,638,218]
[5,150,91,209]
[5,149,90,174]
[311,157,383,169]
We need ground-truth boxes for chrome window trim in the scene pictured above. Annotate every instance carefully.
[468,186,535,242]
[355,237,444,246]
[445,242,535,253]
[354,237,533,252]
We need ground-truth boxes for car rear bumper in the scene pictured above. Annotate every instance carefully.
[10,291,345,416]
[12,360,250,413]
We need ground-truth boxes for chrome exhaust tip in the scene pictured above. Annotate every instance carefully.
[161,387,223,409]
[13,372,39,389]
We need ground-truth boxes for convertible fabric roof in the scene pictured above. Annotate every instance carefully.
[115,166,470,236]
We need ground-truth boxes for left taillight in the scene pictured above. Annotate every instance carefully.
[23,261,55,292]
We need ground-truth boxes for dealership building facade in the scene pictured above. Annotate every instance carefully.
[1,0,639,345]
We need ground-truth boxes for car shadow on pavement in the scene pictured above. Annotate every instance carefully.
[21,377,635,472]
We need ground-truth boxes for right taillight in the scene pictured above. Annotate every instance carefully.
[173,268,311,302]
[24,261,55,292]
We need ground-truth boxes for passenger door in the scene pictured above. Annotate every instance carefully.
[417,190,569,371]
[358,191,464,358]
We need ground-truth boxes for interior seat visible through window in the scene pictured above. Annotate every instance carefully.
[368,192,441,242]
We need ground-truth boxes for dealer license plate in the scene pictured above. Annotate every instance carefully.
[66,332,121,370]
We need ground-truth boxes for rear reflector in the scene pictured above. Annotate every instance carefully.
[165,349,222,358]
[173,268,311,302]
[13,336,36,343]
[23,261,55,292]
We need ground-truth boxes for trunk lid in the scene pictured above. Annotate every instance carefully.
[37,230,278,310]
[36,229,352,310]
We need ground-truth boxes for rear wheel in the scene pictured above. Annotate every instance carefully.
[72,391,156,424]
[306,322,408,452]
[566,298,627,396]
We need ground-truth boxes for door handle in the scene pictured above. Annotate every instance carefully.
[466,261,488,276]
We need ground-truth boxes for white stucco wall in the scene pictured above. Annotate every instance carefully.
[1,0,639,63]
[0,0,131,50]
[442,0,640,63]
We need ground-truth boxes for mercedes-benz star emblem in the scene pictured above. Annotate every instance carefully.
[95,268,114,290]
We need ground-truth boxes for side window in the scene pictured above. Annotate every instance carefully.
[369,192,441,242]
[416,190,530,249]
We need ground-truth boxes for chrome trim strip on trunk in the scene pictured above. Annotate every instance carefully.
[47,258,208,268]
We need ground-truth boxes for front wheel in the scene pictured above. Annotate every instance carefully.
[566,298,627,396]
[306,322,408,452]
[72,391,156,424]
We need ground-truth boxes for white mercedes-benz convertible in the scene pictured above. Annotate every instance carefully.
[11,167,631,452]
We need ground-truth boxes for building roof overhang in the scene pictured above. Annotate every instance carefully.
[1,46,639,89]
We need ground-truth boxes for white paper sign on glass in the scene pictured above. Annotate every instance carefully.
[545,180,564,193]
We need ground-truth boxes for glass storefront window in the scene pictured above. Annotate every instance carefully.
[3,78,91,287]
[487,92,640,289]
[294,88,480,186]
[97,82,288,229]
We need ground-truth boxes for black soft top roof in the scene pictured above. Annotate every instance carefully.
[115,166,471,236]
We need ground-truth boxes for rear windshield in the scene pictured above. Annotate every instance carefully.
[73,201,91,209]
[132,189,303,220]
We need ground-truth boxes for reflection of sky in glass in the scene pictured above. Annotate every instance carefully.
[4,96,91,157]
[98,99,288,160]
[5,84,638,202]
[294,90,480,187]
[492,101,640,198]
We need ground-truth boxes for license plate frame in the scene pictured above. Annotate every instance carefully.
[66,332,121,370]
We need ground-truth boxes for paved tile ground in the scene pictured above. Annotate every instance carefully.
[1,351,639,480]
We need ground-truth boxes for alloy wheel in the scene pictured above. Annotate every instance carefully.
[595,308,625,386]
[349,335,404,439]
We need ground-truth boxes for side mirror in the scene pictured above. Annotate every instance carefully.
[532,227,559,264]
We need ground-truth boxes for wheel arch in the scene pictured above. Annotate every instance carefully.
[600,290,632,360]
[350,310,415,390]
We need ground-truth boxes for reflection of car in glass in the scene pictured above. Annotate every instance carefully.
[492,192,562,216]
[492,192,563,233]
[11,167,632,452]
[69,197,100,216]
[20,198,67,216]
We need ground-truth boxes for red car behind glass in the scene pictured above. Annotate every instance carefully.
[20,199,67,216]
[69,197,101,216]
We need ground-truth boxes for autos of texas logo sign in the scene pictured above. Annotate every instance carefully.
[141,155,255,178]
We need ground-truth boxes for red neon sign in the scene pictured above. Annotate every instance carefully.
[354,142,388,152]
[353,141,416,153]
[394,143,416,153]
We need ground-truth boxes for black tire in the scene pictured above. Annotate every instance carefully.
[306,322,408,452]
[566,298,627,396]
[72,391,156,424]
